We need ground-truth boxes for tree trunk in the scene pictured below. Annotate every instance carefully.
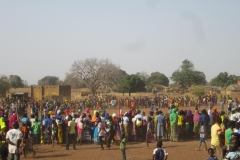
[91,88,96,96]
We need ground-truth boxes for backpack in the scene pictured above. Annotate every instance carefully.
[155,148,165,160]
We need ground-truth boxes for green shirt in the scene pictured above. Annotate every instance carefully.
[33,122,40,134]
[225,128,233,147]
[120,138,126,150]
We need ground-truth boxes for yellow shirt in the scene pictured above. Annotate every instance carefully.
[178,115,184,125]
[68,120,76,134]
[211,123,222,146]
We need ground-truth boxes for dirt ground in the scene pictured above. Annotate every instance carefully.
[24,104,225,160]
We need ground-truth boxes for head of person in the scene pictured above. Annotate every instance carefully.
[229,143,238,152]
[68,115,72,121]
[215,116,222,124]
[108,116,112,122]
[208,148,214,157]
[47,114,50,119]
[156,140,163,148]
[228,121,235,129]
[148,116,152,122]
[13,121,19,129]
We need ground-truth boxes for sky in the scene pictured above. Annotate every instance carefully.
[1,1,240,85]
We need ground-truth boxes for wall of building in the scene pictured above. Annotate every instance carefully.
[59,85,71,100]
[43,86,60,96]
[31,86,43,100]
[7,88,31,96]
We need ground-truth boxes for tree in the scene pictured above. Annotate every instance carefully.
[9,75,24,88]
[170,59,206,88]
[69,58,122,96]
[210,72,240,87]
[136,71,149,83]
[0,75,10,96]
[38,76,61,86]
[116,74,146,95]
[63,73,86,88]
[146,72,169,86]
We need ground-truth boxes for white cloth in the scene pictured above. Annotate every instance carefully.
[208,109,214,125]
[153,148,168,157]
[98,122,105,136]
[6,129,22,154]
[199,125,205,138]
[231,114,237,121]
[122,116,129,125]
[135,114,143,120]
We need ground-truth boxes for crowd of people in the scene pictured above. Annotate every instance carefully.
[0,93,240,160]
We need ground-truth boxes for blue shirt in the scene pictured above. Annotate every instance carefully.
[44,118,51,128]
[21,117,29,123]
[199,114,207,125]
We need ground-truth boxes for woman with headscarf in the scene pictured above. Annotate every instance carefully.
[193,110,200,137]
[185,109,193,140]
[170,108,178,141]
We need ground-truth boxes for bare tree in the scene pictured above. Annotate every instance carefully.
[69,58,122,96]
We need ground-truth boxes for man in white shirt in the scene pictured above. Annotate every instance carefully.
[134,110,143,120]
[6,121,22,160]
[122,112,129,141]
[230,109,237,121]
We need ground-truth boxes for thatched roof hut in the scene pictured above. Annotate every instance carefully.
[226,85,240,92]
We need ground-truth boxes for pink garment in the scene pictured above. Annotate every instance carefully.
[9,114,17,130]
[85,107,90,116]
[77,121,83,133]
[193,110,200,122]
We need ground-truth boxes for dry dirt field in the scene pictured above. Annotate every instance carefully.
[22,104,225,160]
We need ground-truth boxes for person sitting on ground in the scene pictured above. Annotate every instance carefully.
[152,140,168,160]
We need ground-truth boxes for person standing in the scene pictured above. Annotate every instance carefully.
[122,112,129,141]
[156,111,165,141]
[66,115,76,150]
[210,117,223,159]
[170,108,178,142]
[6,121,22,160]
[120,133,126,160]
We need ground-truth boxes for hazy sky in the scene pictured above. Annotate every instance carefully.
[1,1,240,85]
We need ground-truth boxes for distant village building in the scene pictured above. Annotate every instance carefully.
[226,84,240,94]
[31,85,71,101]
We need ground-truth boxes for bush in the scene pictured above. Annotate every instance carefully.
[193,86,205,96]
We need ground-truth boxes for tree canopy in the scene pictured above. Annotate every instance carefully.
[146,72,169,86]
[210,72,240,87]
[38,76,62,86]
[116,74,146,95]
[170,59,206,88]
[9,75,24,88]
[68,58,122,96]
[0,75,10,96]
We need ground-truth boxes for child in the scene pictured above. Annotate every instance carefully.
[196,122,207,151]
[225,143,240,160]
[120,133,126,160]
[51,120,57,146]
[206,148,218,160]
[153,140,168,160]
[32,118,40,144]
[146,116,154,147]
[77,118,83,145]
